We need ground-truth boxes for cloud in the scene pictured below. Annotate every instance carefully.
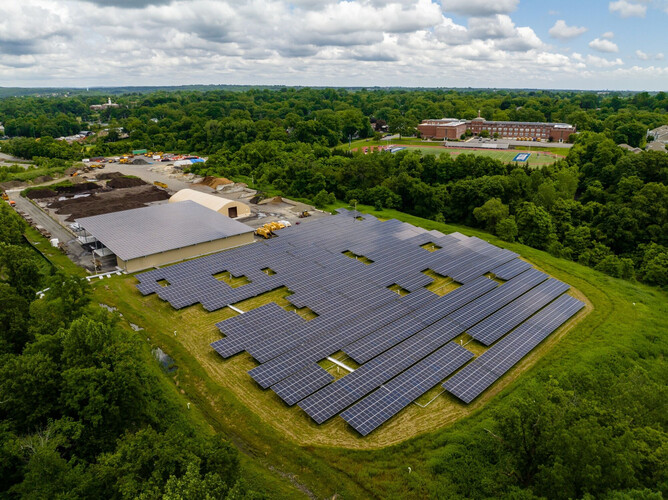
[548,20,587,40]
[601,31,614,39]
[656,53,665,60]
[636,49,649,60]
[441,0,519,16]
[609,0,647,18]
[589,37,619,53]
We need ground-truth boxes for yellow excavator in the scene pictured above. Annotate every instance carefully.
[1,191,8,201]
[255,227,273,239]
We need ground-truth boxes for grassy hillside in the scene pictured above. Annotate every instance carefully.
[88,208,667,499]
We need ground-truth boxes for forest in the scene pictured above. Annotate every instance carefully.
[0,204,254,499]
[2,88,666,288]
[0,88,667,498]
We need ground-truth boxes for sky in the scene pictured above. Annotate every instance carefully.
[0,0,666,90]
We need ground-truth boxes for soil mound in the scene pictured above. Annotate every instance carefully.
[97,172,124,180]
[27,189,58,200]
[107,177,147,189]
[33,175,54,184]
[49,185,170,221]
[132,158,148,165]
[55,182,101,194]
[202,176,233,189]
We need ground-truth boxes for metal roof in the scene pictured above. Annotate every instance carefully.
[76,201,254,261]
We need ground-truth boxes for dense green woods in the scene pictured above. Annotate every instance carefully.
[0,204,250,499]
[1,88,666,287]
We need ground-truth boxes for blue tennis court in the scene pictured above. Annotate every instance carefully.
[513,153,531,162]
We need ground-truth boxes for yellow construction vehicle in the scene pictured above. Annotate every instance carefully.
[255,227,273,239]
[265,221,285,232]
[119,158,130,164]
[1,192,8,201]
[153,181,168,189]
[298,210,311,218]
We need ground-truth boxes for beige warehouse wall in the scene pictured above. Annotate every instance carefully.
[117,232,255,273]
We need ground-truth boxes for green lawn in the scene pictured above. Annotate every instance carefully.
[81,206,667,499]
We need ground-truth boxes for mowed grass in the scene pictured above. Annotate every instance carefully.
[88,208,667,499]
[91,240,590,453]
[400,145,561,166]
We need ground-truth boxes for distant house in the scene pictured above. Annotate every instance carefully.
[646,125,668,151]
[90,98,120,111]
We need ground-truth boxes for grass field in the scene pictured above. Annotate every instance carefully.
[80,209,667,499]
[350,140,564,166]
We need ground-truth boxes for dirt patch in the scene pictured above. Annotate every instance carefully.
[33,175,54,184]
[132,158,148,165]
[0,180,27,190]
[27,188,58,200]
[202,176,233,189]
[107,176,147,189]
[48,184,170,221]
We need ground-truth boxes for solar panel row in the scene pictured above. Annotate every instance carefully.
[444,294,585,403]
[340,342,474,435]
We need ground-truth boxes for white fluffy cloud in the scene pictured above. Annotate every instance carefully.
[589,37,619,53]
[0,0,665,90]
[609,0,647,18]
[636,49,649,60]
[441,0,519,16]
[548,20,587,40]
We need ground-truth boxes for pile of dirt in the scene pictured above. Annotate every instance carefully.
[107,176,147,189]
[48,184,170,221]
[26,188,58,200]
[55,182,101,194]
[132,158,148,165]
[64,167,78,176]
[33,175,53,184]
[202,176,233,189]
[0,180,27,190]
[96,172,124,180]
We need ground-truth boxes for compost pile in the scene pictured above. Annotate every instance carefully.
[107,176,147,189]
[48,185,170,221]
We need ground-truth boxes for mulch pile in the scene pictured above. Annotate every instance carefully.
[96,172,124,180]
[107,177,147,189]
[48,185,170,221]
[202,176,233,189]
[27,189,58,200]
[132,158,148,165]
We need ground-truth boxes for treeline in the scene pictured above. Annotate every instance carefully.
[192,132,667,287]
[1,88,667,149]
[0,204,253,499]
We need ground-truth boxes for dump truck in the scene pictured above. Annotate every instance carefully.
[8,200,16,207]
[119,158,130,164]
[153,181,168,189]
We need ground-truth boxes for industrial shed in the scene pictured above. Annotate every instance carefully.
[169,189,250,218]
[76,201,255,273]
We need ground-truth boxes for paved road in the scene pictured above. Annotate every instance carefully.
[8,191,89,264]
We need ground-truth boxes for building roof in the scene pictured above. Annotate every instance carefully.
[76,201,253,261]
[169,188,248,213]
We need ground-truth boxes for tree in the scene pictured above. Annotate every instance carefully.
[473,198,509,233]
[515,202,555,250]
[0,204,26,245]
[0,244,43,299]
[496,216,519,242]
[0,283,30,354]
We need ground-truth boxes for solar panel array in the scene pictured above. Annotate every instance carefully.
[444,295,585,404]
[135,210,584,435]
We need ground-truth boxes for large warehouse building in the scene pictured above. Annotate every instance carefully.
[76,201,255,272]
[169,189,250,218]
[418,117,576,142]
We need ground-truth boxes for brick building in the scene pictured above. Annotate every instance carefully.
[418,116,576,142]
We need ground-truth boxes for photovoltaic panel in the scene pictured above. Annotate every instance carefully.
[490,259,533,280]
[340,342,473,435]
[271,364,335,406]
[446,268,548,329]
[298,318,464,424]
[444,294,584,403]
[468,278,570,346]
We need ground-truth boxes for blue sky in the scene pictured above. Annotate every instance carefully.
[0,0,666,90]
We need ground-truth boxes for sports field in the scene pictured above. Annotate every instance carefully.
[399,145,563,166]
